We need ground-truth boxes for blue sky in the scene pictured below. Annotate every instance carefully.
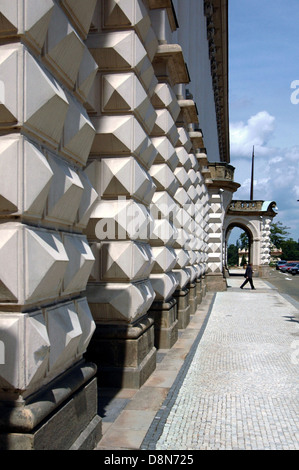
[228,0,299,244]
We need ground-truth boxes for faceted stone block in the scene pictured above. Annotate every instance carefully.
[44,4,85,87]
[91,115,157,169]
[87,198,153,242]
[149,163,179,196]
[46,301,82,373]
[87,157,156,206]
[150,245,177,274]
[0,311,50,392]
[60,0,98,39]
[62,233,95,295]
[87,30,147,74]
[87,280,155,324]
[61,93,96,165]
[150,219,177,247]
[0,135,53,217]
[103,0,151,41]
[151,109,179,146]
[46,153,84,225]
[151,136,178,170]
[149,272,178,301]
[173,268,190,289]
[90,240,154,282]
[151,82,180,121]
[101,72,157,134]
[0,224,69,305]
[0,0,55,52]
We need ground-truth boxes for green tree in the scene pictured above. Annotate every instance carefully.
[280,239,299,261]
[239,231,249,249]
[270,221,290,248]
[227,244,238,266]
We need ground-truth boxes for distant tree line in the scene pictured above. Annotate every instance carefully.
[227,221,299,266]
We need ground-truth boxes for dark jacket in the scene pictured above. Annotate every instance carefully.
[245,265,253,278]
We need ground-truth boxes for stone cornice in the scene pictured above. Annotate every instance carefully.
[204,0,229,163]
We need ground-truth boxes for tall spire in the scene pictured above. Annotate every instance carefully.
[250,145,255,200]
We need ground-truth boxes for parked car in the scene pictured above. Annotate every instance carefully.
[280,262,298,273]
[276,260,287,270]
[290,263,299,275]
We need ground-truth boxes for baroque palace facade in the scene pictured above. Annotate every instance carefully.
[0,0,275,449]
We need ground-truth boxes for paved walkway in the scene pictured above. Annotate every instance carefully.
[96,277,299,451]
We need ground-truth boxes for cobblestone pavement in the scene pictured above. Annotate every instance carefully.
[141,279,299,450]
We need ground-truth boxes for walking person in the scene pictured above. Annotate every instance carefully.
[240,263,256,290]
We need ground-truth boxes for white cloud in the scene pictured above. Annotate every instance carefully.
[230,111,299,240]
[230,111,275,158]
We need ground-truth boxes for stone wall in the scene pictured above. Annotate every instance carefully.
[0,0,230,449]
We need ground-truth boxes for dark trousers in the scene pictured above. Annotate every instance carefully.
[241,277,255,289]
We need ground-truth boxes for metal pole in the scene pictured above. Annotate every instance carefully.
[250,145,254,200]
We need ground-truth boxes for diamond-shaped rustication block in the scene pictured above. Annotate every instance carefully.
[149,163,179,196]
[101,73,157,134]
[0,135,53,217]
[90,240,154,282]
[87,30,147,74]
[46,301,82,374]
[43,4,85,87]
[0,312,50,392]
[0,43,71,145]
[62,233,95,295]
[176,127,193,152]
[149,272,178,301]
[0,223,71,305]
[151,109,179,146]
[176,147,192,170]
[0,0,55,52]
[76,169,98,229]
[87,280,155,323]
[87,157,156,206]
[91,115,157,169]
[174,166,191,190]
[87,199,153,242]
[60,0,97,39]
[150,219,177,247]
[75,297,96,356]
[173,268,190,289]
[150,191,178,222]
[151,136,178,170]
[151,83,180,121]
[61,93,95,165]
[76,46,98,103]
[103,0,151,41]
[151,246,177,274]
[46,153,84,225]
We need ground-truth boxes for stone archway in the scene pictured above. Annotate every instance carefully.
[224,200,278,277]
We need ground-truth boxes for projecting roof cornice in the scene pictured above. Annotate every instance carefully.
[204,0,230,163]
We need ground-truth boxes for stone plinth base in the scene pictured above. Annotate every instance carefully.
[86,317,156,389]
[188,282,197,315]
[195,277,203,304]
[148,297,178,349]
[205,273,227,292]
[257,265,271,278]
[173,287,190,329]
[0,362,102,450]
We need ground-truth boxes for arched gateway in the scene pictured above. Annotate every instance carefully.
[224,200,278,277]
[204,163,277,291]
